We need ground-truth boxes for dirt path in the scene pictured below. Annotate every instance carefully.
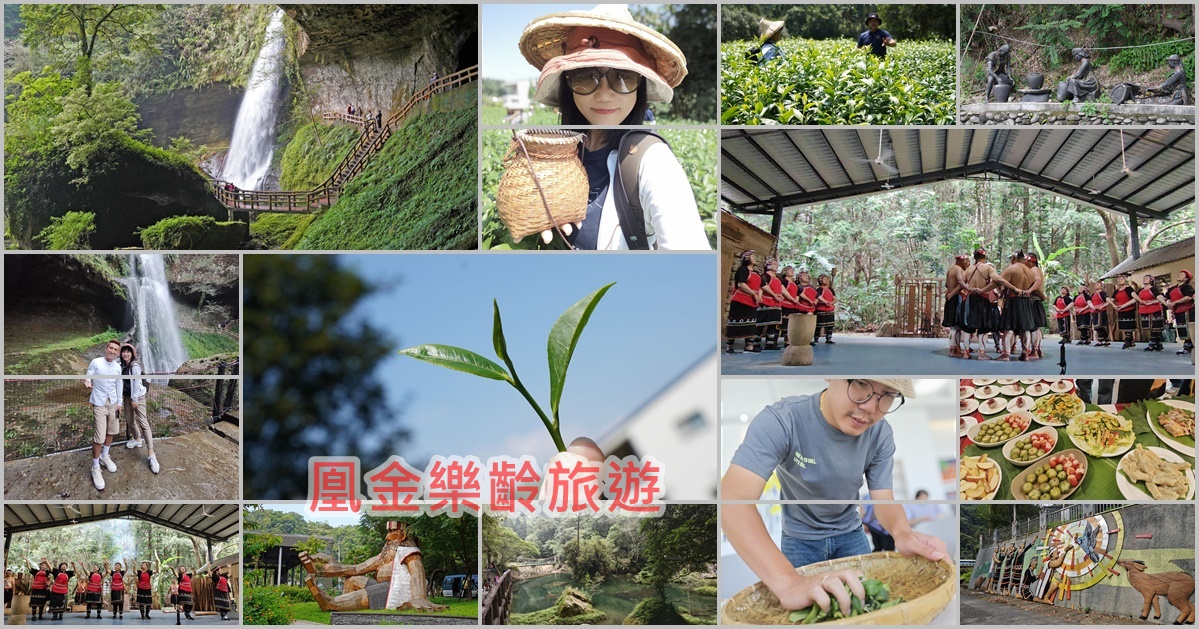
[4,428,238,500]
[961,589,1154,625]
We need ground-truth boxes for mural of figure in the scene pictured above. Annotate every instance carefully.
[1033,547,1067,604]
[1116,559,1196,625]
[1060,48,1100,102]
[298,521,447,613]
[985,44,1014,102]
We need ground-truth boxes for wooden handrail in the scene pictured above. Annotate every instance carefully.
[212,65,478,214]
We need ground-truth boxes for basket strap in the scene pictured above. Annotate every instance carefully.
[513,131,576,250]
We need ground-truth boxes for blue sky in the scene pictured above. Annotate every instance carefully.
[257,503,361,527]
[482,4,666,82]
[341,253,716,467]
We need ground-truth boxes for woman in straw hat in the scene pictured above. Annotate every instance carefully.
[517,4,710,250]
[756,18,785,63]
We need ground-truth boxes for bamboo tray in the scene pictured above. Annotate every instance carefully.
[721,551,956,625]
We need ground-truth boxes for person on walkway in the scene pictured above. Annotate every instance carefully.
[208,566,233,621]
[120,344,160,475]
[108,560,128,619]
[46,561,74,621]
[1167,269,1194,355]
[856,13,897,58]
[173,565,195,621]
[83,563,104,619]
[375,110,383,131]
[1109,273,1138,349]
[759,259,785,350]
[85,339,122,491]
[1135,274,1168,352]
[727,250,763,354]
[1073,281,1093,345]
[517,4,709,250]
[944,255,969,357]
[722,379,947,614]
[755,18,786,64]
[1089,280,1111,347]
[1053,286,1074,344]
[135,561,155,619]
[347,104,353,116]
[815,272,837,344]
[1025,254,1048,357]
[26,558,51,621]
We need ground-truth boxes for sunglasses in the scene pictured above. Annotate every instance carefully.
[563,68,643,95]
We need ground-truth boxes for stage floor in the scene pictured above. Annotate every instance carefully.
[722,333,1194,376]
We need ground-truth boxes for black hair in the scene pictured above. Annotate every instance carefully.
[557,78,649,127]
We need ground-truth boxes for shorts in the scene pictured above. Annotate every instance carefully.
[92,402,119,444]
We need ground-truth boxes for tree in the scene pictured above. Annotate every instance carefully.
[640,505,716,597]
[483,514,537,570]
[19,4,163,93]
[50,81,149,184]
[243,256,408,499]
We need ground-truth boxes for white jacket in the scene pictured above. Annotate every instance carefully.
[127,362,147,401]
[594,142,711,251]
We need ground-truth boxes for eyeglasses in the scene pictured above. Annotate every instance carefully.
[846,379,905,414]
[563,68,643,95]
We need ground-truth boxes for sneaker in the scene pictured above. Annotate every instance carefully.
[100,453,117,473]
[91,465,106,491]
[126,439,143,449]
[149,456,160,474]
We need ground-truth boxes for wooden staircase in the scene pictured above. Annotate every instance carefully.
[211,65,479,213]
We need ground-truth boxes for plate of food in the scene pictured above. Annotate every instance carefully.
[1026,382,1052,397]
[1020,379,1043,385]
[1067,411,1136,458]
[999,384,1025,397]
[959,384,976,399]
[1002,427,1058,467]
[973,379,996,387]
[1011,450,1087,500]
[960,454,1001,500]
[960,398,980,416]
[975,385,1000,400]
[960,415,979,437]
[997,378,1019,385]
[1032,393,1085,427]
[1146,400,1195,457]
[1006,395,1034,413]
[1116,445,1195,500]
[979,397,1008,415]
[968,411,1032,446]
[1049,380,1074,393]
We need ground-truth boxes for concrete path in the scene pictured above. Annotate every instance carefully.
[961,590,1153,625]
[723,334,1193,376]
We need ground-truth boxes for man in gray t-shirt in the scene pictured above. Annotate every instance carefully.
[722,379,948,615]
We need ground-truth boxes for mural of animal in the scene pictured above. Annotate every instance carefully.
[1116,559,1196,625]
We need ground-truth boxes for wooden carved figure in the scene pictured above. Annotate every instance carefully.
[1116,559,1195,625]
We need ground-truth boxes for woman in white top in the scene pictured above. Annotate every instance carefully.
[517,4,710,250]
[120,344,160,474]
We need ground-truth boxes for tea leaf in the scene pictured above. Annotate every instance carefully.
[398,344,512,382]
[548,282,615,419]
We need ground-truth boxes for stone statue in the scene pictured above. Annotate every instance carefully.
[299,521,448,613]
[1115,559,1196,624]
[1154,54,1192,105]
[985,44,1014,102]
[1059,48,1100,102]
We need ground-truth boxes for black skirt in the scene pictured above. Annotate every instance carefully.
[1176,309,1195,333]
[757,305,782,326]
[1000,297,1039,332]
[214,589,231,611]
[726,301,758,339]
[1117,310,1137,330]
[48,591,67,612]
[111,589,124,604]
[816,311,835,328]
[75,592,86,605]
[1092,310,1109,329]
[177,590,192,606]
[960,295,994,333]
[1141,311,1166,331]
[30,588,48,607]
[1031,299,1046,328]
[136,588,153,607]
[943,295,961,328]
[86,590,102,606]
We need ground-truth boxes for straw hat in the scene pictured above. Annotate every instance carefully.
[758,18,785,42]
[519,4,687,106]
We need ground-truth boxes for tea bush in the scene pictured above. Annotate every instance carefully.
[721,38,956,125]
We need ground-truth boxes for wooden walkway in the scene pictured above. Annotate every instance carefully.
[211,65,479,213]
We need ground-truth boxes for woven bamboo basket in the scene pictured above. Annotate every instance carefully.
[722,552,956,625]
[496,129,588,241]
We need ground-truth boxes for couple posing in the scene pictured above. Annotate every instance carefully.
[84,339,160,491]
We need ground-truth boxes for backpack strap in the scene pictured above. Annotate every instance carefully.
[613,130,666,250]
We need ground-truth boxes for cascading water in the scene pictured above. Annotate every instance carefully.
[127,254,188,377]
[221,9,287,190]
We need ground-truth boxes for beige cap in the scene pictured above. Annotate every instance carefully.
[864,379,916,399]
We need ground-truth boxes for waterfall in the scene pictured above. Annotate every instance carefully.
[128,254,188,377]
[221,9,287,190]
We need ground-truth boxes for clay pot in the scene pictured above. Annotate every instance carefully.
[992,84,1013,102]
[1025,73,1044,90]
[781,314,818,366]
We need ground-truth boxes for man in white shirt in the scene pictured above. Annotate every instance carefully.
[85,340,123,490]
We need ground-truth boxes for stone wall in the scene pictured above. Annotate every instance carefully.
[960,102,1194,126]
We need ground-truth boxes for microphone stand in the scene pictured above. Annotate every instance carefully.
[1059,343,1067,375]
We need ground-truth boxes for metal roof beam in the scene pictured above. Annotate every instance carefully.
[739,130,805,193]
[722,148,781,198]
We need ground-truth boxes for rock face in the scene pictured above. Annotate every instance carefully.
[280,4,477,115]
[137,85,247,148]
[4,255,130,332]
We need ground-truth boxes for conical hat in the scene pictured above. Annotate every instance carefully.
[758,18,785,42]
